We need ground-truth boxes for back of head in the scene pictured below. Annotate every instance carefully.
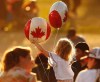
[55,38,75,60]
[35,53,48,65]
[1,46,31,72]
[67,28,76,38]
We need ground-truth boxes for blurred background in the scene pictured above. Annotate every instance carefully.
[0,0,100,59]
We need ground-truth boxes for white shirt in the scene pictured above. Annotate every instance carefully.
[76,69,99,82]
[48,52,74,80]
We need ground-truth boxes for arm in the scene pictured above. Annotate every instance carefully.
[31,40,49,57]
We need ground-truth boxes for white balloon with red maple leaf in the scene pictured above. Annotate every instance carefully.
[24,17,51,43]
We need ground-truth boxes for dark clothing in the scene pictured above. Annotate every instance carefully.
[32,64,57,82]
[32,64,48,82]
[71,61,87,82]
[48,67,57,82]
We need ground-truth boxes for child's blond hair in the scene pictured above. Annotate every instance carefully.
[54,38,75,61]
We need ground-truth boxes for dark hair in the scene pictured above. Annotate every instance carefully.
[94,59,100,69]
[35,53,48,65]
[67,28,76,38]
[75,42,89,52]
[96,76,100,82]
[2,46,31,72]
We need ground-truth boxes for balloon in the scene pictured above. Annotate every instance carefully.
[49,1,68,28]
[24,17,51,43]
[49,10,62,28]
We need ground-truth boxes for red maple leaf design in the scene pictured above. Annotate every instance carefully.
[31,26,45,38]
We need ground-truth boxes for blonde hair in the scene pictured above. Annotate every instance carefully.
[54,38,75,61]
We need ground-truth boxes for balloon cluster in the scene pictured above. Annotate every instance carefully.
[24,1,68,43]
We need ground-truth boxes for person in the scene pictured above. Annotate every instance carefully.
[32,53,48,82]
[66,28,85,46]
[75,47,100,82]
[32,53,57,82]
[71,42,89,81]
[0,46,37,82]
[31,38,75,82]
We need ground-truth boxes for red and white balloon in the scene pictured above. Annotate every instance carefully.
[24,17,51,43]
[49,1,68,28]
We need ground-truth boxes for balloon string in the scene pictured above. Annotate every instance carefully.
[36,37,50,81]
[53,28,59,51]
[33,47,50,82]
[38,56,50,82]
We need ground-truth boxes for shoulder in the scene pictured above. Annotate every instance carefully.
[77,35,85,41]
[0,68,37,82]
[9,67,36,78]
[8,67,27,76]
[82,69,96,73]
[49,52,59,59]
[78,69,96,77]
[49,52,56,56]
[75,69,88,82]
[76,69,97,82]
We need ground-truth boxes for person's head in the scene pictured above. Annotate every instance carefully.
[87,47,100,69]
[55,38,75,61]
[67,28,76,39]
[1,46,34,72]
[35,53,48,67]
[75,42,89,61]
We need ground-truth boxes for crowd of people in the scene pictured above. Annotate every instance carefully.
[0,32,100,82]
[0,0,100,82]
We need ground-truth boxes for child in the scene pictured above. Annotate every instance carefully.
[32,38,75,82]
